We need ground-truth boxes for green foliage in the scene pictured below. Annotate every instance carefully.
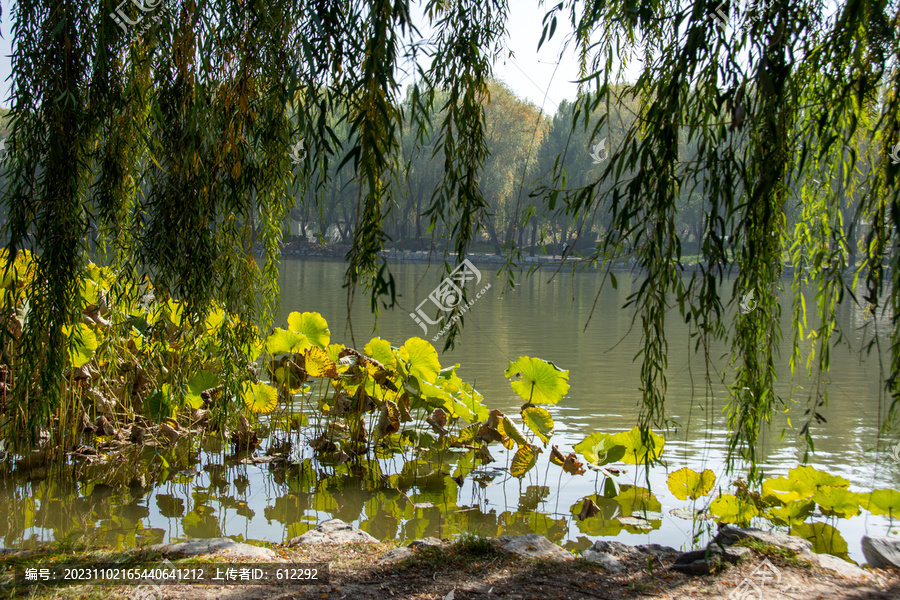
[505,357,570,405]
[667,468,716,501]
[709,494,760,525]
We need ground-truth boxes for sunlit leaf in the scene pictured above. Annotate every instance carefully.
[788,465,850,490]
[398,337,441,384]
[510,444,541,478]
[573,432,627,466]
[522,406,554,446]
[364,337,397,370]
[861,488,900,517]
[812,486,860,517]
[709,494,759,524]
[504,356,569,404]
[65,322,98,368]
[266,328,307,355]
[762,476,816,503]
[241,382,278,414]
[767,499,815,524]
[610,427,665,464]
[286,311,330,348]
[667,467,716,501]
[499,416,529,447]
[306,346,338,378]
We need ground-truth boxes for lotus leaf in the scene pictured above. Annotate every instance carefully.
[574,432,627,466]
[861,488,900,517]
[266,328,307,355]
[499,416,529,447]
[611,427,664,464]
[522,406,554,446]
[306,347,338,378]
[66,322,98,368]
[788,465,850,490]
[504,356,570,404]
[241,381,278,414]
[790,522,850,559]
[812,486,860,517]
[709,494,759,524]
[666,467,716,501]
[398,337,441,384]
[364,337,397,370]
[185,370,217,409]
[766,499,814,524]
[761,476,815,503]
[287,311,330,348]
[510,444,541,478]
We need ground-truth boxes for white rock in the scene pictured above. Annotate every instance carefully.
[288,519,378,545]
[862,536,900,570]
[582,550,623,572]
[150,538,277,560]
[498,534,573,561]
[814,553,869,579]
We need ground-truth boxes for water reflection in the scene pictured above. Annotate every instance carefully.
[1,259,899,565]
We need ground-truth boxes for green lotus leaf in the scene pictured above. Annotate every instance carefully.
[66,322,98,368]
[326,343,346,365]
[790,522,850,559]
[666,467,716,501]
[504,356,569,405]
[573,432,627,466]
[205,307,226,336]
[766,499,815,524]
[610,426,665,464]
[522,406,554,446]
[788,465,850,490]
[266,328,307,355]
[812,486,860,518]
[709,494,759,524]
[242,381,278,414]
[146,384,175,421]
[510,444,541,478]
[185,370,217,409]
[762,476,816,504]
[364,337,397,370]
[286,311,330,348]
[439,366,489,423]
[861,488,900,517]
[398,337,441,384]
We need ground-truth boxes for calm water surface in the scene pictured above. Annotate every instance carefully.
[1,258,897,563]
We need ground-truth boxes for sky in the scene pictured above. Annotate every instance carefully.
[0,0,590,113]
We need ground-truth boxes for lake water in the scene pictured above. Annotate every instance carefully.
[1,257,897,563]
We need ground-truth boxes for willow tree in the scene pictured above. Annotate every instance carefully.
[1,0,899,473]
